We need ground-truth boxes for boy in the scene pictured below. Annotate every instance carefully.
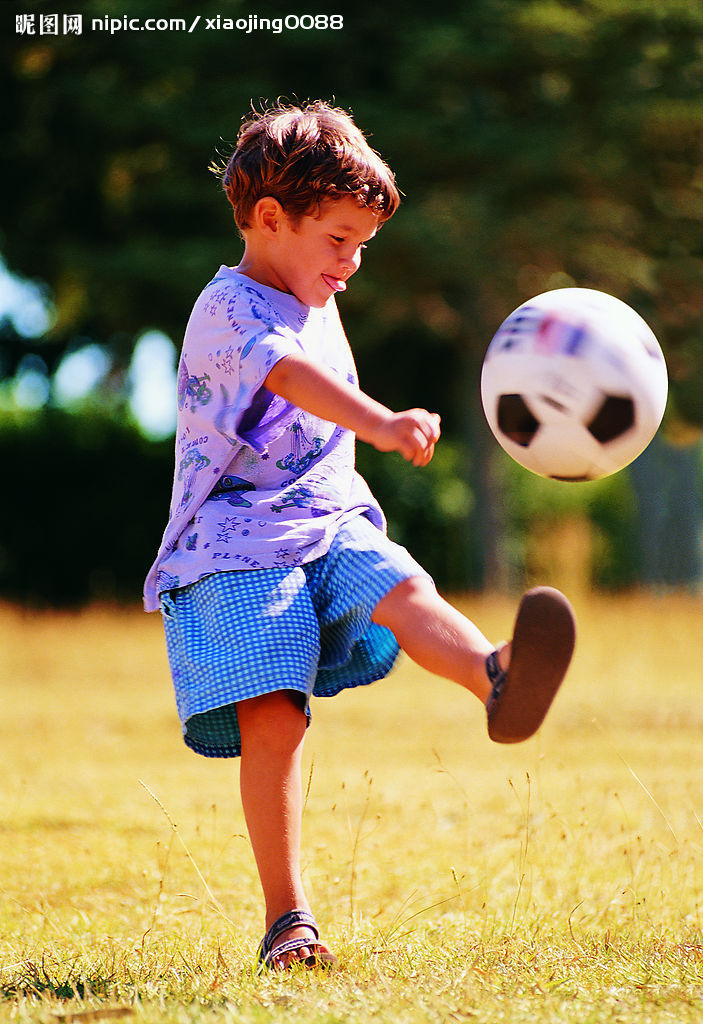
[144,100,575,971]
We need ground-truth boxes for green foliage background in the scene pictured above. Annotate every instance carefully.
[1,0,702,603]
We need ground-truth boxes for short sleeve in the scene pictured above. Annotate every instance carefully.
[210,282,305,453]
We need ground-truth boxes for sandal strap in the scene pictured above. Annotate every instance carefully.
[485,648,507,710]
[266,936,322,960]
[259,909,319,962]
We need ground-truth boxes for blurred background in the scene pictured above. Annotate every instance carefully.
[2,0,702,607]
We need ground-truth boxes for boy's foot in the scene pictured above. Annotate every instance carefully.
[257,910,338,971]
[485,586,575,743]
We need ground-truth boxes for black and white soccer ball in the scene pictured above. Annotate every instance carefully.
[480,288,668,481]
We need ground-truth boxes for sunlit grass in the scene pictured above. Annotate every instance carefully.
[1,593,702,1021]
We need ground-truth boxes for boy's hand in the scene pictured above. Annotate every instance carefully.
[373,409,441,467]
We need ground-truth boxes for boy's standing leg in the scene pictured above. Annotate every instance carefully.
[237,691,336,969]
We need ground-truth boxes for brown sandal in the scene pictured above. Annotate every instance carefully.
[486,586,576,743]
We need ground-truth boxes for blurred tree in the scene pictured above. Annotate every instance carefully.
[2,0,702,598]
[0,405,174,605]
[4,0,702,377]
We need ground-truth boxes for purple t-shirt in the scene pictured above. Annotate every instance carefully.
[143,268,384,611]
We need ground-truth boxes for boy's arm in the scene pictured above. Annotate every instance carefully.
[265,354,440,467]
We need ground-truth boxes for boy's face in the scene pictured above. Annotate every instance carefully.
[249,196,381,308]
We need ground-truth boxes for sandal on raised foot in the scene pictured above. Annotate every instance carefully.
[486,586,576,744]
[256,909,338,972]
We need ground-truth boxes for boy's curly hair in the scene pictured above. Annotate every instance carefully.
[212,100,401,231]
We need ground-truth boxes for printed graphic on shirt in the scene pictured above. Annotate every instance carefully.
[213,345,237,376]
[203,287,230,317]
[228,284,286,336]
[177,445,212,510]
[273,546,304,568]
[209,474,255,508]
[178,447,211,479]
[177,359,213,413]
[270,485,315,514]
[276,419,325,477]
[216,516,244,543]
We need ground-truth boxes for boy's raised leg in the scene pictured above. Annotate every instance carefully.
[372,576,496,701]
[372,576,575,742]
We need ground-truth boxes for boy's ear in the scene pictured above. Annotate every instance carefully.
[252,196,285,236]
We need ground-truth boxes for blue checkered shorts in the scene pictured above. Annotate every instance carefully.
[160,515,431,758]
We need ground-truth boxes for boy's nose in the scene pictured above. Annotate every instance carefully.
[341,249,362,276]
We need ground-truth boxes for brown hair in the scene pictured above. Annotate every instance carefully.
[212,100,401,231]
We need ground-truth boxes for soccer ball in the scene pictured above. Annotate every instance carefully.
[480,288,668,481]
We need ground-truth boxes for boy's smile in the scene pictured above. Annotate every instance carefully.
[238,196,381,308]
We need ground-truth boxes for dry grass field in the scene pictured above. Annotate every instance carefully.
[1,591,702,1022]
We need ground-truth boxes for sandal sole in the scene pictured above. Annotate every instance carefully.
[487,586,576,744]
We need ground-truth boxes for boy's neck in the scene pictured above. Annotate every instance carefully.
[236,247,283,293]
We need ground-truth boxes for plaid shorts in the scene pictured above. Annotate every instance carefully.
[160,514,431,758]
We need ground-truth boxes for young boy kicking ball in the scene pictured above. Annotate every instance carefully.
[144,100,576,971]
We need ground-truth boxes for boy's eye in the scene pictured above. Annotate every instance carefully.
[330,236,368,250]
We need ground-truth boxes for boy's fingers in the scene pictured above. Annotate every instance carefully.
[390,410,440,464]
[409,413,440,465]
[422,414,440,456]
[412,433,436,466]
[414,444,434,467]
[413,410,441,442]
[419,413,440,449]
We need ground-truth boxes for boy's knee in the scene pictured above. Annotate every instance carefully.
[237,689,307,754]
[372,574,437,629]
